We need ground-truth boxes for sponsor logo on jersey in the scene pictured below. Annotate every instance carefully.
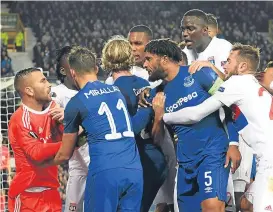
[218,87,225,92]
[133,86,148,96]
[208,56,215,65]
[183,75,195,87]
[69,203,77,212]
[204,186,213,193]
[165,92,198,112]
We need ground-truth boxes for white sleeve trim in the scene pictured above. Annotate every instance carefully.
[229,142,239,146]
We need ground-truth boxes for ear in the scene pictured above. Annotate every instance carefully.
[161,55,169,65]
[59,67,66,76]
[95,65,99,75]
[203,25,208,35]
[70,69,76,78]
[25,86,34,97]
[238,61,248,72]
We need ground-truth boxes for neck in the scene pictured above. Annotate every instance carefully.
[22,98,48,111]
[77,73,98,89]
[196,36,212,53]
[240,69,255,76]
[63,78,75,90]
[165,63,180,81]
[112,70,132,81]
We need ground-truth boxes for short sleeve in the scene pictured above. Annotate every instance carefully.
[64,97,81,133]
[213,76,243,107]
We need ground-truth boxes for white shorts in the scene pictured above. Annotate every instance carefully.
[153,128,177,205]
[64,175,87,212]
[245,165,273,212]
[232,136,253,184]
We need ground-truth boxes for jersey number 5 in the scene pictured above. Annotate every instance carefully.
[98,99,134,140]
[258,87,273,120]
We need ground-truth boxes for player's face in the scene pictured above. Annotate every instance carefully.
[181,16,208,50]
[143,52,167,82]
[223,51,240,79]
[128,32,150,66]
[61,57,79,90]
[30,71,52,103]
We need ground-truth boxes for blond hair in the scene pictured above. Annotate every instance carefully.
[101,35,134,72]
[232,43,260,72]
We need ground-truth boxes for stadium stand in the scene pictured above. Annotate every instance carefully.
[1,1,273,211]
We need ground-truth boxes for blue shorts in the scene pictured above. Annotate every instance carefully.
[84,168,143,212]
[177,153,229,211]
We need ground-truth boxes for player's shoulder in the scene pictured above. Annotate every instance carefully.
[9,105,23,124]
[52,84,77,97]
[212,37,232,47]
[130,66,149,80]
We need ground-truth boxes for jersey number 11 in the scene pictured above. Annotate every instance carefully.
[98,99,134,140]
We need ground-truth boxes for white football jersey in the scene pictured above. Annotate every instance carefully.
[105,66,149,85]
[51,84,90,176]
[213,74,273,165]
[182,37,232,73]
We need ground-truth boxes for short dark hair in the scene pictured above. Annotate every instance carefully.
[14,67,42,96]
[129,25,153,39]
[68,46,97,74]
[207,13,218,29]
[144,39,182,63]
[183,9,208,25]
[266,61,273,68]
[56,46,72,83]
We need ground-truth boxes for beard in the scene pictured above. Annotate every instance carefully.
[148,65,167,82]
[225,65,239,80]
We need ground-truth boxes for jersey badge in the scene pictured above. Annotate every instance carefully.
[218,87,225,92]
[69,202,77,211]
[29,131,38,139]
[183,75,195,87]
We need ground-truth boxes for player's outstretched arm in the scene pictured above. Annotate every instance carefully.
[163,96,223,125]
[189,60,226,80]
[52,99,81,165]
[53,133,78,165]
[131,107,153,135]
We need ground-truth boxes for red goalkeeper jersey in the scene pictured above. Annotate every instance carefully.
[8,101,63,198]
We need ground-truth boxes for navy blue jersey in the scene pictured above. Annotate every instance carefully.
[64,81,142,174]
[114,75,154,144]
[151,66,231,169]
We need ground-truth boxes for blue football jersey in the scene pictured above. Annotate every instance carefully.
[64,81,142,174]
[114,75,154,144]
[152,66,231,169]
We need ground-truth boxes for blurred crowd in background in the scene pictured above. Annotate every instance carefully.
[1,1,273,205]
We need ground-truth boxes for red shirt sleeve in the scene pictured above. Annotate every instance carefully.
[9,119,61,162]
